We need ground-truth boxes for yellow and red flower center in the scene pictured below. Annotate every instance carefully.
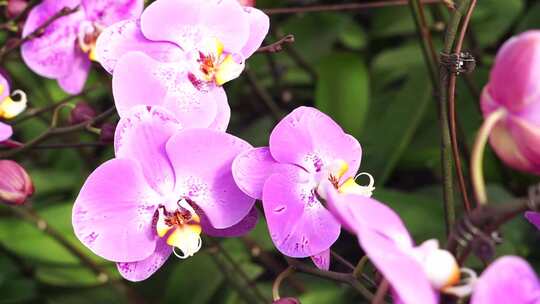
[188,37,245,90]
[317,159,375,198]
[156,199,203,259]
[78,21,103,61]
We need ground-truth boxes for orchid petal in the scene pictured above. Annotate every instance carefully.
[166,129,255,229]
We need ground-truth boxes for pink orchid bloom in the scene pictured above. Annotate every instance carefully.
[481,30,540,175]
[73,105,257,281]
[95,0,269,130]
[21,0,143,94]
[232,106,374,270]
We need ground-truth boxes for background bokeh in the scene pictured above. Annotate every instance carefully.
[1,0,539,303]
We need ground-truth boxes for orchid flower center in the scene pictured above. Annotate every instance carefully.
[0,85,27,120]
[77,21,103,62]
[316,159,375,198]
[188,37,245,91]
[156,199,202,259]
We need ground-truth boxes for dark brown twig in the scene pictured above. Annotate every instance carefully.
[263,0,441,15]
[257,35,295,54]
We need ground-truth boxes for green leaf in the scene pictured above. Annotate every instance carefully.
[315,52,370,137]
[0,278,37,304]
[339,22,367,50]
[374,188,446,242]
[162,253,225,304]
[362,59,432,184]
[0,203,106,265]
[472,0,524,47]
[516,2,540,31]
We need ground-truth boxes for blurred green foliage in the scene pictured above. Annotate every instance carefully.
[1,0,540,303]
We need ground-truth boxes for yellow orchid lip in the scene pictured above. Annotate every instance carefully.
[0,89,27,120]
[156,200,203,259]
[191,37,245,88]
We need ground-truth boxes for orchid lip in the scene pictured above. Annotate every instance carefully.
[156,198,203,259]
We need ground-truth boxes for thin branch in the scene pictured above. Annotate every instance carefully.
[263,0,441,15]
[285,257,374,301]
[438,0,472,235]
[447,0,477,213]
[257,35,295,54]
[0,107,115,158]
[244,69,283,122]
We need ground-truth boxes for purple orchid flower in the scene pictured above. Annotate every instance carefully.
[232,106,374,270]
[471,256,540,304]
[72,105,257,281]
[21,0,143,94]
[95,0,269,130]
[323,185,475,304]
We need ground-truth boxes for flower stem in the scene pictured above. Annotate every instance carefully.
[438,0,472,234]
[285,257,374,300]
[272,266,295,301]
[471,108,507,205]
[372,279,389,304]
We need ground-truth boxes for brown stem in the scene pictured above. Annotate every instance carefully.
[0,107,115,158]
[257,34,295,54]
[263,0,441,15]
[285,257,374,301]
[448,0,477,213]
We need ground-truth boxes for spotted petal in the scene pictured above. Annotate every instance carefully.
[112,52,224,129]
[269,107,362,179]
[57,49,91,94]
[116,237,172,282]
[114,106,182,195]
[201,207,258,237]
[82,0,143,26]
[232,147,298,200]
[73,158,160,263]
[141,0,250,53]
[262,169,341,258]
[21,0,85,79]
[95,19,182,74]
[166,129,255,229]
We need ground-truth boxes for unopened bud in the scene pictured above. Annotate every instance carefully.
[99,122,116,144]
[0,160,34,205]
[6,0,28,18]
[70,102,96,125]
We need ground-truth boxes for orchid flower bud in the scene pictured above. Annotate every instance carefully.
[0,160,34,205]
[99,122,116,144]
[481,30,540,175]
[6,0,28,18]
[69,102,96,125]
